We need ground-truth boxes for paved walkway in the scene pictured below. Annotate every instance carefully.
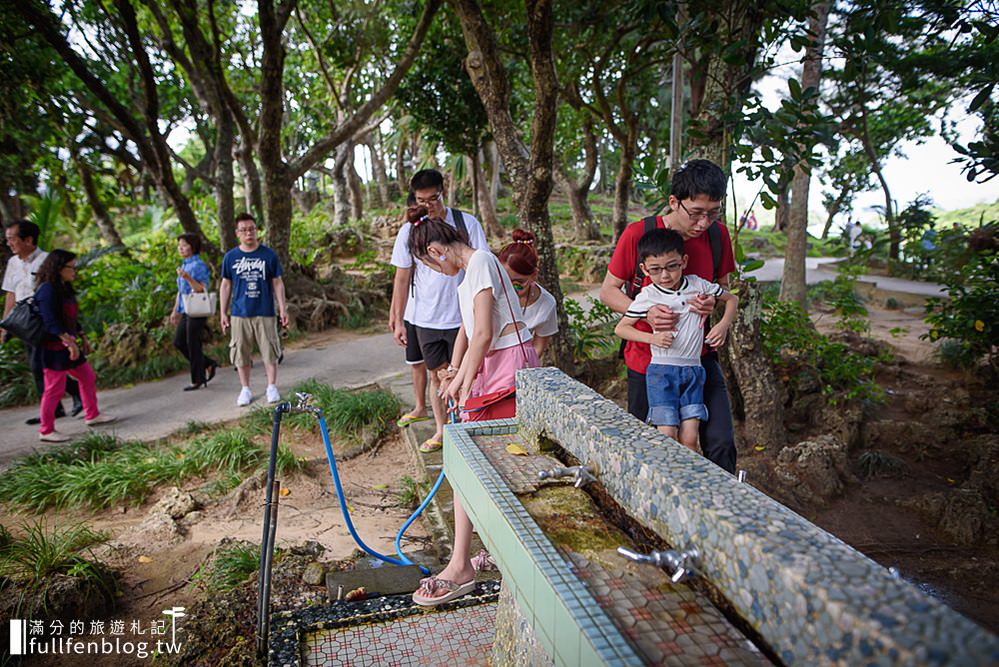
[746,257,946,297]
[0,332,407,467]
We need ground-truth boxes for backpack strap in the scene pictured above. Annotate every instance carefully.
[451,208,470,245]
[627,216,659,298]
[707,222,722,281]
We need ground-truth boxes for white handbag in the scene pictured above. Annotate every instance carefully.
[182,292,218,317]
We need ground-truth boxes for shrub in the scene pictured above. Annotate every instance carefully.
[761,299,884,403]
[807,264,870,334]
[189,541,262,594]
[564,297,618,361]
[923,241,998,372]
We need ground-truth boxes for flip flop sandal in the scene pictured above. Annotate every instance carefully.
[397,413,431,428]
[419,439,443,453]
[412,576,476,607]
[470,549,497,572]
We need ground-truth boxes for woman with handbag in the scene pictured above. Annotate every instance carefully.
[171,234,218,391]
[34,250,116,442]
[406,206,539,606]
[497,229,559,358]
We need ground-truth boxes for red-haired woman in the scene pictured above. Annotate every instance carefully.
[406,207,539,606]
[497,229,558,358]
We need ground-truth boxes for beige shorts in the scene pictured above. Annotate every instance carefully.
[229,316,281,368]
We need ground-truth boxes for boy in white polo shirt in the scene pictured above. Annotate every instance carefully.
[615,228,738,453]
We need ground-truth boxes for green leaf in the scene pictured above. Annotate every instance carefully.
[788,78,802,100]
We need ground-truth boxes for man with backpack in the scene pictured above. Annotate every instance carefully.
[389,169,488,452]
[599,159,738,473]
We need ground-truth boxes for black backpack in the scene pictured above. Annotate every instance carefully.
[625,216,723,299]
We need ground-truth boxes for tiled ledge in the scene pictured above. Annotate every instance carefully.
[443,419,644,666]
[515,367,999,666]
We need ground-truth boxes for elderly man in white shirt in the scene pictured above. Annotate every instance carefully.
[3,220,82,424]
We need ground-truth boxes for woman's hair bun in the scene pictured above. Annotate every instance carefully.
[511,228,536,245]
[406,205,431,224]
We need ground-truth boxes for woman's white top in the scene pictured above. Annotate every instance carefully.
[522,284,559,338]
[458,250,533,352]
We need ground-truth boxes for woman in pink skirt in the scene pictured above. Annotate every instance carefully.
[405,206,538,605]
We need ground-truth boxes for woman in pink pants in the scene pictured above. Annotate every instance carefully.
[33,250,116,442]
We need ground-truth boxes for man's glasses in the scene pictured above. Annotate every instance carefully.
[415,191,443,207]
[643,262,683,276]
[677,200,722,223]
[236,227,257,234]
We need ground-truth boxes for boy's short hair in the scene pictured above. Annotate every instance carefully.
[672,159,727,202]
[638,228,684,263]
[410,169,444,191]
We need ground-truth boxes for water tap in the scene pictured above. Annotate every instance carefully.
[617,544,701,583]
[290,392,321,415]
[538,464,596,488]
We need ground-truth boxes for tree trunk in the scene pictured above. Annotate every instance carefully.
[553,114,600,241]
[475,147,504,240]
[722,279,786,450]
[347,144,364,220]
[775,188,790,231]
[75,157,126,249]
[611,142,635,238]
[366,130,391,207]
[821,188,849,239]
[330,144,351,227]
[237,138,264,220]
[214,110,237,252]
[450,0,569,369]
[782,0,830,307]
[860,107,898,258]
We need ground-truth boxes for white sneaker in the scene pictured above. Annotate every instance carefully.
[266,385,280,405]
[237,387,253,407]
[85,414,118,426]
[39,431,71,442]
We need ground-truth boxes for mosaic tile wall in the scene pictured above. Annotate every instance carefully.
[514,367,999,666]
[491,579,553,667]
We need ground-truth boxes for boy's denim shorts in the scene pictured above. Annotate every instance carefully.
[645,363,709,427]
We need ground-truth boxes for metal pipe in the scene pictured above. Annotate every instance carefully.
[259,479,281,657]
[257,403,287,657]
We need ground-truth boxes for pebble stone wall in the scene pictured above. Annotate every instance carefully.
[514,367,999,666]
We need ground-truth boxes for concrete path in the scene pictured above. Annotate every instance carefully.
[746,256,946,298]
[0,332,407,467]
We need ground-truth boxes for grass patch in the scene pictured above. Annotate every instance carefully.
[0,520,117,617]
[189,541,262,593]
[247,379,401,446]
[0,427,268,512]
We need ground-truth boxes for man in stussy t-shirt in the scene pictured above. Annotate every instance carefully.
[220,213,288,407]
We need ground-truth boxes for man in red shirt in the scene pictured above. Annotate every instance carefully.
[600,160,737,473]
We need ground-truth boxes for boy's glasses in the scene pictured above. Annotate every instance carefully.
[643,262,684,275]
[677,200,722,223]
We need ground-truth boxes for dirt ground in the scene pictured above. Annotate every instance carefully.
[6,426,429,666]
[769,302,999,632]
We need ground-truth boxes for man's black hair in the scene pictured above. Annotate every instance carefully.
[406,191,416,206]
[671,159,727,202]
[410,169,444,192]
[5,220,41,246]
[638,228,684,263]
